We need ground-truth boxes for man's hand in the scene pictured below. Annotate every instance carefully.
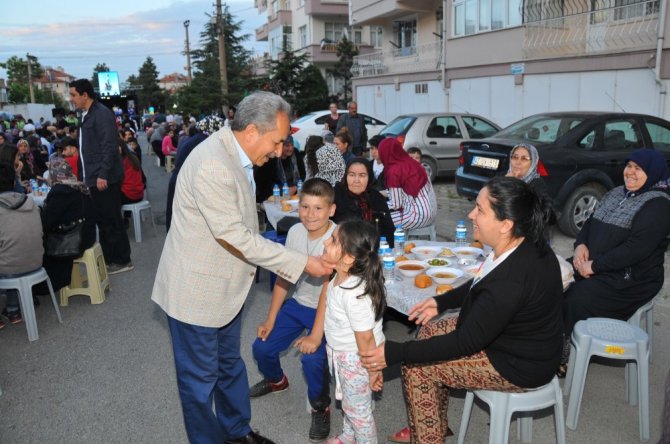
[96,178,108,191]
[305,256,334,278]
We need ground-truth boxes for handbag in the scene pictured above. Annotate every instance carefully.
[45,218,85,258]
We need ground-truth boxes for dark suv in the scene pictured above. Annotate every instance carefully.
[455,112,670,237]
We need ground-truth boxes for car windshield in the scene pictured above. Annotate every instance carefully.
[496,115,586,144]
[380,116,416,136]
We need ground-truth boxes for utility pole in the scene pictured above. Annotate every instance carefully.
[216,0,228,112]
[183,20,193,83]
[26,53,36,104]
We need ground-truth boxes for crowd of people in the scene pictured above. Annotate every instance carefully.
[2,87,670,444]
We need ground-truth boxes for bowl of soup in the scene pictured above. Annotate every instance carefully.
[426,267,464,285]
[452,246,484,265]
[410,246,443,261]
[395,260,428,278]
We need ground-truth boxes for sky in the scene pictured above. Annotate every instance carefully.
[0,0,268,83]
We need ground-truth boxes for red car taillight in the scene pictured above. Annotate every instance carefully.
[290,127,300,134]
[537,159,548,177]
[458,142,465,166]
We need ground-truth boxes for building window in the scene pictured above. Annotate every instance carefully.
[325,22,346,42]
[298,0,304,7]
[353,26,363,44]
[299,25,307,48]
[370,26,383,48]
[453,0,522,36]
[414,83,428,94]
[393,19,417,55]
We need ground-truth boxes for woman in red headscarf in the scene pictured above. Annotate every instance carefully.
[378,138,437,229]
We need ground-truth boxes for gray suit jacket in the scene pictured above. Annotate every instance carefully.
[151,127,307,327]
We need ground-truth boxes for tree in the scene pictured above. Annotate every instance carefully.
[177,6,254,115]
[0,55,45,103]
[333,36,359,103]
[91,63,110,90]
[135,57,164,113]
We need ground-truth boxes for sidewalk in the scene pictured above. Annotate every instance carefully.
[0,136,667,443]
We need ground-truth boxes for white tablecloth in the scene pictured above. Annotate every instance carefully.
[386,241,479,315]
[262,200,298,230]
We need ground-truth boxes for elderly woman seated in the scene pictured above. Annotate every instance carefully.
[560,149,670,375]
[378,138,437,230]
[333,157,395,247]
[360,177,562,443]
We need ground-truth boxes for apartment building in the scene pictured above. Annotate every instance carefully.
[34,66,76,105]
[351,0,669,127]
[255,0,377,97]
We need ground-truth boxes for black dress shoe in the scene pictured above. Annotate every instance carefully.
[224,431,276,444]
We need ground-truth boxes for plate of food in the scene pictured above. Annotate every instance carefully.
[424,257,454,267]
[439,247,455,257]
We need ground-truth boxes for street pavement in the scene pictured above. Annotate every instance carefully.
[0,135,668,443]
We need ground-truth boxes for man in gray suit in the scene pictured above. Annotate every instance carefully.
[151,92,332,444]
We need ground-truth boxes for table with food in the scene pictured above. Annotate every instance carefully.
[386,240,488,315]
[261,195,300,230]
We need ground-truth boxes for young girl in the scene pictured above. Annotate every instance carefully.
[319,220,386,444]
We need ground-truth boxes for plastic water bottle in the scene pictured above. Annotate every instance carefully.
[282,182,290,197]
[379,236,389,252]
[456,220,468,245]
[272,184,280,206]
[393,226,405,256]
[31,179,38,194]
[40,183,49,195]
[296,179,303,195]
[382,246,395,284]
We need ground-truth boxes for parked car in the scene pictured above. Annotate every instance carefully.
[455,112,670,236]
[378,113,501,181]
[291,110,386,150]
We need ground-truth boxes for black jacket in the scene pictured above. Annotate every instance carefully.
[254,152,306,203]
[79,101,124,187]
[333,182,395,248]
[386,239,563,389]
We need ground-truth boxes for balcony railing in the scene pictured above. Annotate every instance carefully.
[351,41,441,78]
[523,1,659,59]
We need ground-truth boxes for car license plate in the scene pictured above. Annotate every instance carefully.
[471,156,499,170]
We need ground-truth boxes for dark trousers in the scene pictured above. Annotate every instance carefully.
[90,182,131,265]
[167,311,252,444]
[151,140,165,166]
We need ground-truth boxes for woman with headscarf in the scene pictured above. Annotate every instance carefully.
[40,156,96,292]
[378,138,437,230]
[333,157,395,247]
[506,143,550,201]
[560,149,670,376]
[314,143,346,187]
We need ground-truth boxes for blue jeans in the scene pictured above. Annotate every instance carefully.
[167,311,252,444]
[0,269,41,313]
[252,298,330,410]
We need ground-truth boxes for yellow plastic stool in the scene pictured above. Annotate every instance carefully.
[165,154,175,173]
[59,243,110,306]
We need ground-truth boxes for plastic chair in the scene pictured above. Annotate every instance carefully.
[457,376,565,444]
[121,200,157,242]
[0,268,63,342]
[60,243,110,306]
[564,318,649,442]
[255,230,287,290]
[628,299,654,362]
[165,154,175,173]
[407,224,437,241]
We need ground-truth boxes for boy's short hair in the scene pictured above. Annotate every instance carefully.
[407,147,422,156]
[300,178,334,204]
[61,136,78,149]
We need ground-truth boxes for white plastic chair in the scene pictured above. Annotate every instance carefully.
[406,224,437,241]
[564,318,649,442]
[121,200,157,242]
[628,299,654,362]
[0,268,63,342]
[458,376,565,444]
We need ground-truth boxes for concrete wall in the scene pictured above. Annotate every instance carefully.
[355,79,446,122]
[1,103,57,123]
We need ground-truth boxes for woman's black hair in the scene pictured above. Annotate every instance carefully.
[336,220,386,321]
[485,176,553,254]
[341,157,373,192]
[304,135,323,176]
[0,144,18,165]
[118,136,141,171]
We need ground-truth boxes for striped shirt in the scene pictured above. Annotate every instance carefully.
[387,179,437,230]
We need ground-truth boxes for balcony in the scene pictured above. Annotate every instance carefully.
[256,23,269,41]
[255,0,267,13]
[302,42,375,64]
[523,1,659,59]
[268,9,292,31]
[350,0,439,26]
[304,0,348,17]
[351,41,441,78]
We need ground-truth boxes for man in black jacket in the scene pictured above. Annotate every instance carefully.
[69,79,132,274]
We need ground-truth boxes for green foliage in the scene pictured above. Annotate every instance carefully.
[177,6,254,115]
[135,57,165,113]
[333,37,358,103]
[0,55,51,104]
[263,39,329,116]
[90,63,110,90]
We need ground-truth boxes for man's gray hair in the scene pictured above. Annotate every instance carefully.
[231,91,292,134]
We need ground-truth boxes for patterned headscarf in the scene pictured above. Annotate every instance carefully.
[315,144,346,186]
[507,143,540,184]
[48,155,89,194]
[196,115,225,134]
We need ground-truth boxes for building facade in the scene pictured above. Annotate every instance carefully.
[35,66,76,106]
[255,0,378,97]
[351,0,669,127]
